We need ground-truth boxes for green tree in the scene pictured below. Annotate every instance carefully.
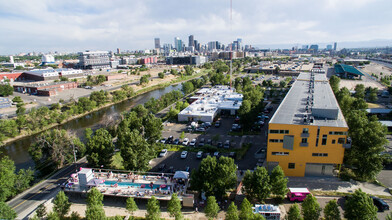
[118,129,154,171]
[0,156,17,201]
[36,203,47,218]
[279,80,287,88]
[239,198,253,220]
[285,203,302,220]
[146,196,160,220]
[386,213,392,220]
[225,202,239,220]
[90,90,109,107]
[329,75,340,93]
[85,128,114,167]
[242,167,271,202]
[85,188,105,220]
[126,197,138,217]
[0,84,13,96]
[168,193,183,220]
[53,191,71,219]
[0,201,17,220]
[354,84,366,99]
[180,131,185,140]
[344,189,377,220]
[270,165,288,200]
[191,156,237,198]
[205,196,219,219]
[346,112,388,180]
[158,72,165,79]
[301,194,321,220]
[323,199,340,220]
[29,129,84,169]
[46,211,60,220]
[181,81,194,94]
[12,96,23,103]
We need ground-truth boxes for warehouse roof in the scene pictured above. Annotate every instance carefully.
[270,72,348,127]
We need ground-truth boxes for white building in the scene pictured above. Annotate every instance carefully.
[42,55,55,64]
[178,86,243,123]
[57,68,83,76]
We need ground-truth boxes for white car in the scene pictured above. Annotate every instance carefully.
[159,149,167,157]
[189,139,197,147]
[182,138,189,145]
[196,151,203,159]
[181,151,188,159]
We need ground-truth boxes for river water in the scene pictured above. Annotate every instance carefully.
[0,84,182,170]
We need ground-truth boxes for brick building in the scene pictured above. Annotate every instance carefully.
[13,81,78,96]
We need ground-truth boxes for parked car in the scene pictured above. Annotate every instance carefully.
[196,151,203,159]
[371,196,390,212]
[160,138,167,144]
[196,127,206,132]
[166,136,174,144]
[205,152,211,158]
[198,138,205,147]
[204,122,212,127]
[229,152,236,158]
[189,139,197,147]
[182,138,189,146]
[206,139,212,145]
[260,149,266,159]
[217,142,223,148]
[224,140,230,149]
[159,149,168,157]
[213,152,220,157]
[180,151,188,159]
[173,138,180,145]
[215,120,221,128]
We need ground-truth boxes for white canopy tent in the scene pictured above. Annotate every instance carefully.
[173,171,189,179]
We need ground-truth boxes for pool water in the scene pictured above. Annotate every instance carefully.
[102,181,169,190]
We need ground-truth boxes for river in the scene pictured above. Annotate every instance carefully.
[0,84,182,170]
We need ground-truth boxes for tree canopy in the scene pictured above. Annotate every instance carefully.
[242,166,271,202]
[85,128,115,167]
[205,196,219,219]
[344,189,377,220]
[323,199,341,220]
[191,156,237,198]
[301,194,321,220]
[146,196,161,220]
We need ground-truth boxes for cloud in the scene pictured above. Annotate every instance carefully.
[0,0,391,54]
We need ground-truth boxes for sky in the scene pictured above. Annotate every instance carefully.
[1,0,392,55]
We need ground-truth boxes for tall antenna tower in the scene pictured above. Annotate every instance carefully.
[229,0,233,88]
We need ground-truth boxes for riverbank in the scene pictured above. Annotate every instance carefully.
[0,71,209,146]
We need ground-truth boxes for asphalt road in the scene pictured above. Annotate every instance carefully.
[7,158,87,219]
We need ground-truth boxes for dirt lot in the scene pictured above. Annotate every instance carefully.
[363,62,392,78]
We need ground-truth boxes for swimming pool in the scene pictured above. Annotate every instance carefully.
[102,181,168,190]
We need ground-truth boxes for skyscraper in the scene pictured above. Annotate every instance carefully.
[188,35,194,47]
[174,37,183,52]
[154,38,160,49]
[326,45,332,50]
[333,42,337,51]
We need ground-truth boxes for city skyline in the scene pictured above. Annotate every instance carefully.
[1,0,392,54]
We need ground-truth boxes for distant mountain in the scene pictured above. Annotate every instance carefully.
[254,39,392,50]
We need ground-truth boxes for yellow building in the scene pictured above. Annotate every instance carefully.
[266,73,351,177]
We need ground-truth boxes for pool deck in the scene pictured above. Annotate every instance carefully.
[64,171,189,201]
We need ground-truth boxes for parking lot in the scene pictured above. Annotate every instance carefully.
[149,104,278,174]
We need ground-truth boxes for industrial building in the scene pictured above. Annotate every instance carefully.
[13,81,78,96]
[267,72,350,177]
[334,64,364,79]
[178,86,242,122]
[166,56,207,65]
[77,51,111,69]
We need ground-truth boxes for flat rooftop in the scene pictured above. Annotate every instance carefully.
[270,72,348,128]
[179,86,242,117]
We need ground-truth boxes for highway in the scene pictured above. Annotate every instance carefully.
[7,158,87,220]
